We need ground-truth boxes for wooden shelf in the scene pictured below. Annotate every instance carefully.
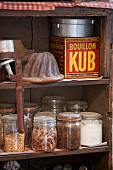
[0,79,110,89]
[0,146,109,162]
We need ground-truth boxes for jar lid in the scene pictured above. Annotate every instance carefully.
[42,96,66,104]
[57,112,82,121]
[1,114,29,121]
[0,103,16,114]
[65,100,88,110]
[24,102,40,111]
[34,111,56,118]
[34,115,56,123]
[82,112,102,119]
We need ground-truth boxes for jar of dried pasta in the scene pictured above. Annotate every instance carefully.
[2,114,25,152]
[0,103,16,115]
[32,114,57,152]
[57,112,82,150]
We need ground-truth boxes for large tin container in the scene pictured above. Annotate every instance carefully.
[51,18,94,38]
[50,36,99,78]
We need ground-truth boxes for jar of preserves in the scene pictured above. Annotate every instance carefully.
[57,112,82,150]
[0,103,16,115]
[2,114,25,152]
[32,114,57,152]
[42,96,66,114]
[24,102,40,120]
[65,100,88,113]
[81,112,103,146]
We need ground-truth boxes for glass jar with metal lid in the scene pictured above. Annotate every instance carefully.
[57,112,82,150]
[0,103,16,115]
[24,102,40,120]
[42,96,66,114]
[81,112,103,146]
[2,114,32,151]
[65,100,88,113]
[2,114,25,152]
[32,113,57,152]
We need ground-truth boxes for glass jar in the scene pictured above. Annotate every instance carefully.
[65,100,88,113]
[0,103,16,115]
[81,112,103,146]
[42,96,66,114]
[32,114,57,152]
[0,114,3,145]
[24,102,40,120]
[2,114,25,152]
[57,112,82,150]
[24,115,32,147]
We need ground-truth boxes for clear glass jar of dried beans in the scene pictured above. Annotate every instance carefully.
[57,112,82,150]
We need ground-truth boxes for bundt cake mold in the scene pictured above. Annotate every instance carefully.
[22,52,64,83]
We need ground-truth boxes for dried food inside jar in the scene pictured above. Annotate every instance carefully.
[32,115,57,152]
[57,112,82,150]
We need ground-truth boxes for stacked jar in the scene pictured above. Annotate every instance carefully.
[57,112,82,150]
[32,112,57,152]
[24,102,40,120]
[0,103,16,146]
[81,112,103,146]
[41,96,66,114]
[1,114,32,152]
[65,100,88,113]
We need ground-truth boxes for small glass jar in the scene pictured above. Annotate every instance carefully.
[65,100,88,113]
[2,114,25,152]
[32,114,57,152]
[81,112,103,146]
[42,96,66,114]
[57,112,82,150]
[0,103,16,116]
[24,102,40,120]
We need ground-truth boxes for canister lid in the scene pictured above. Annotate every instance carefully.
[82,112,102,119]
[42,96,66,104]
[51,17,94,25]
[24,102,40,111]
[57,112,82,121]
[65,100,88,110]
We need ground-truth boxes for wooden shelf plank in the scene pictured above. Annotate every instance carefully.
[0,79,110,89]
[0,146,109,162]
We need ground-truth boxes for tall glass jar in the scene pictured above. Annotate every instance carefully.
[32,114,57,152]
[0,103,16,115]
[65,100,88,113]
[24,102,40,120]
[81,112,103,146]
[42,96,66,114]
[57,112,82,150]
[2,114,25,152]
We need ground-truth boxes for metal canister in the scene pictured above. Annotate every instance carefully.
[51,17,94,37]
